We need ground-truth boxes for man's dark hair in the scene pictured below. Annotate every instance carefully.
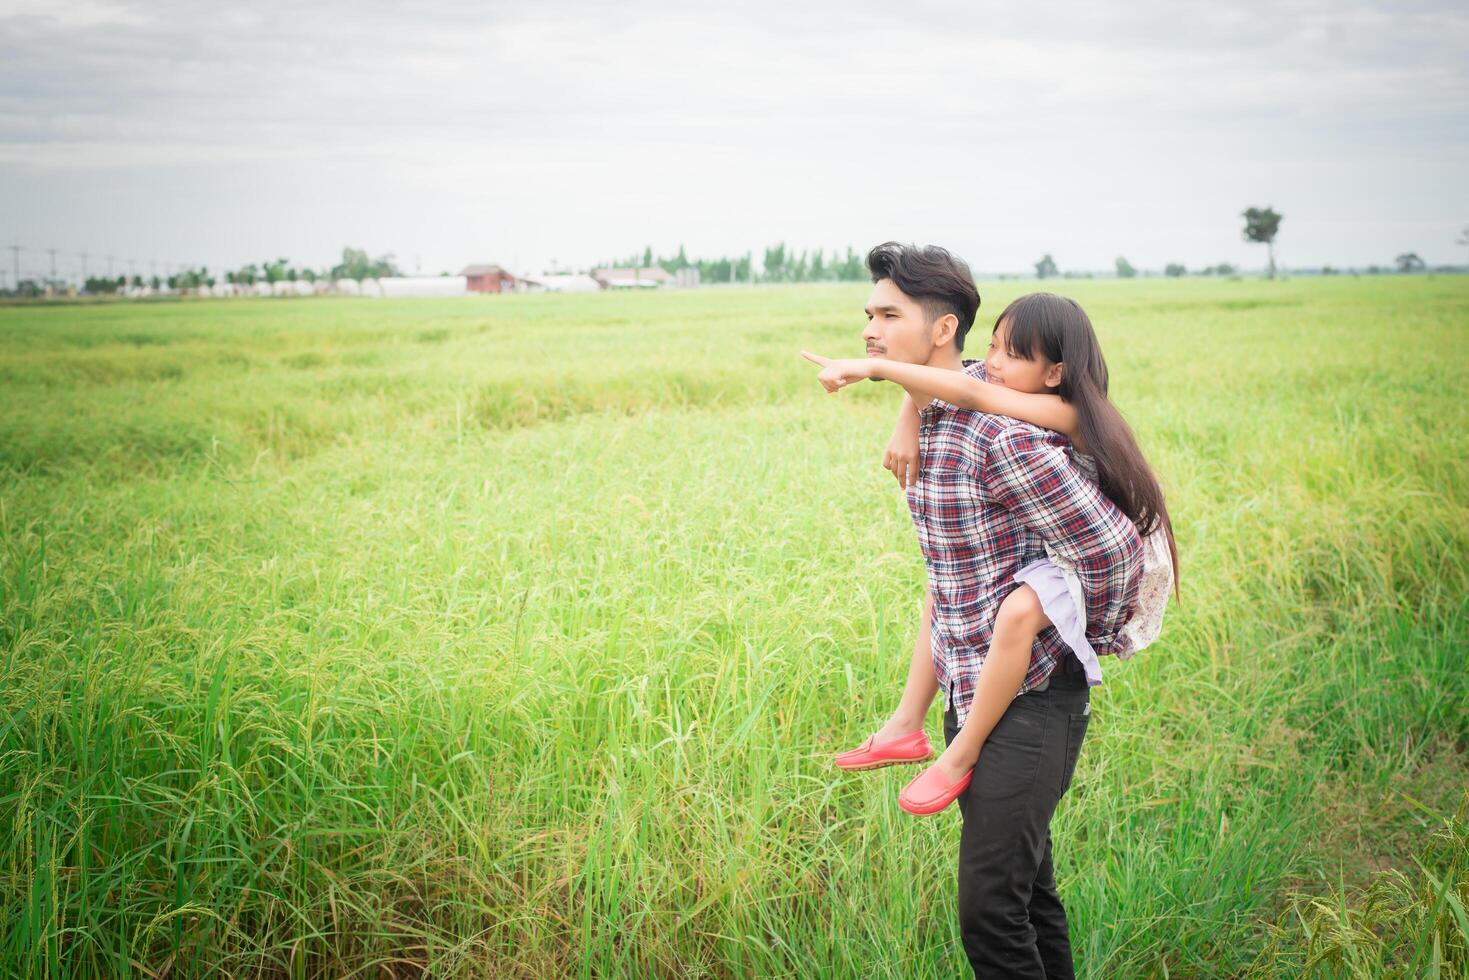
[866,241,981,351]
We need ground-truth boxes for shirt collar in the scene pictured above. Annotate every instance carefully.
[919,358,986,419]
[920,395,960,418]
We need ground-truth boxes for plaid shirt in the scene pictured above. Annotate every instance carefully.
[906,360,1142,726]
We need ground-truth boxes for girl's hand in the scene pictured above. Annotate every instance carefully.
[800,351,874,393]
[884,402,922,489]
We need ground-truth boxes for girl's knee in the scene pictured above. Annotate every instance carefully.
[997,583,1047,632]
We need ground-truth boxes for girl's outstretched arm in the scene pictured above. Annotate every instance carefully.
[801,351,1079,439]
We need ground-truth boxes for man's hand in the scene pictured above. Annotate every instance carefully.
[800,351,875,393]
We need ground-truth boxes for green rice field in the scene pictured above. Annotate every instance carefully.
[1,277,1467,977]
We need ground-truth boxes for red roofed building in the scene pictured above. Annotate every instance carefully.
[459,264,517,293]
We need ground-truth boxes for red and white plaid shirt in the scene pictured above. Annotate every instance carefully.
[907,360,1142,726]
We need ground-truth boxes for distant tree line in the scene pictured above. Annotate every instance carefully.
[7,220,1465,300]
[219,249,403,287]
[603,243,870,283]
[79,268,216,293]
[546,211,1444,283]
[60,249,403,295]
[1032,254,1239,280]
[1029,207,1281,281]
[0,246,406,298]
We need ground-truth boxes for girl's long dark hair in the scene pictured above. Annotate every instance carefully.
[997,292,1180,593]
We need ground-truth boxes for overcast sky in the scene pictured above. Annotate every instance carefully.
[2,0,1466,281]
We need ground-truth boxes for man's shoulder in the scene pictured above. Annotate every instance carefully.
[963,414,1068,456]
[991,416,1068,445]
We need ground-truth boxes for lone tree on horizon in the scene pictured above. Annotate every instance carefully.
[1035,254,1058,279]
[1242,207,1283,279]
[1457,225,1469,266]
[1396,252,1426,273]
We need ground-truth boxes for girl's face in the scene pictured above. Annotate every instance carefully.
[985,318,1064,394]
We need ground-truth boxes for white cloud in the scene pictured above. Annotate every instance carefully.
[0,0,1466,276]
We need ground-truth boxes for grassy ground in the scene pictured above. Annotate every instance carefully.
[1,277,1466,977]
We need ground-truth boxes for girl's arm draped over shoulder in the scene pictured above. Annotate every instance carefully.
[872,359,1079,439]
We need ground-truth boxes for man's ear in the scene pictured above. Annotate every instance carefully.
[1045,361,1065,389]
[931,312,960,349]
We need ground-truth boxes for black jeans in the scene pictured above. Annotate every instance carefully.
[943,659,1092,978]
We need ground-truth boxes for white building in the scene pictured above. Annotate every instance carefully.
[373,276,470,297]
[521,273,602,293]
[590,266,674,289]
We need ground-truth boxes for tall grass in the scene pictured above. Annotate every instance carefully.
[1,277,1466,976]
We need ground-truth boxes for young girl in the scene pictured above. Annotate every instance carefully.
[805,292,1177,814]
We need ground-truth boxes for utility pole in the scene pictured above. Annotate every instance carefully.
[106,255,114,278]
[81,251,89,284]
[47,248,58,283]
[8,244,18,287]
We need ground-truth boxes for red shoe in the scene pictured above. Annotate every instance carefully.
[834,730,934,771]
[898,762,973,815]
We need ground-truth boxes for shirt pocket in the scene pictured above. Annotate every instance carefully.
[916,456,985,557]
[1058,706,1091,795]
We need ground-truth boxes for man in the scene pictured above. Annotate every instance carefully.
[834,242,1143,977]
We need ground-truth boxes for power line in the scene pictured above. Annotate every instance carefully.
[0,243,217,288]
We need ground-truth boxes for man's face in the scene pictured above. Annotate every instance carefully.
[862,278,948,365]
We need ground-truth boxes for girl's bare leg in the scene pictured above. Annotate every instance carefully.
[873,585,939,740]
[930,584,1051,782]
